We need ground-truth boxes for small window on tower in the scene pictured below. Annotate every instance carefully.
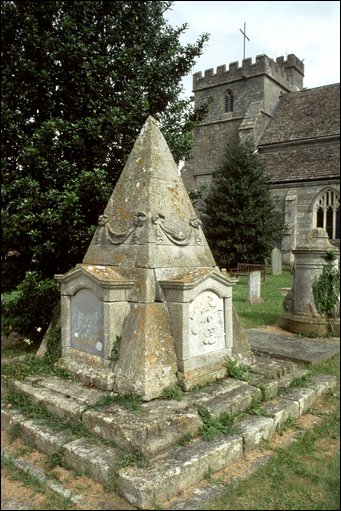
[225,90,234,112]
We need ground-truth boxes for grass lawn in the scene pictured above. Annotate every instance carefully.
[232,265,293,329]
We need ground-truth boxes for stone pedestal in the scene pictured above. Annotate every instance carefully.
[55,265,135,390]
[158,268,234,390]
[279,228,340,336]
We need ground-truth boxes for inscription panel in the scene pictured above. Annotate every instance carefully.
[189,291,225,357]
[71,289,104,357]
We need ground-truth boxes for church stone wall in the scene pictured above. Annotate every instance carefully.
[193,54,304,95]
[181,53,340,260]
[182,54,304,191]
[270,180,340,258]
[184,121,239,186]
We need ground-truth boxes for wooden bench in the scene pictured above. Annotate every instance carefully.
[229,263,267,283]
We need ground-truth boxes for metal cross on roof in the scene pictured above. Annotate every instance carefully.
[239,22,250,60]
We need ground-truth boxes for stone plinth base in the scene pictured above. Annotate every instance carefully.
[177,363,227,391]
[4,365,336,510]
[55,348,115,391]
[278,313,340,337]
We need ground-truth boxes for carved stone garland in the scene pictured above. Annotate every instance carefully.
[95,212,203,246]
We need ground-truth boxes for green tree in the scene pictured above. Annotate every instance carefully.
[201,139,284,269]
[1,0,209,340]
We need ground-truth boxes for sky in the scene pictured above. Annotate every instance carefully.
[164,1,340,98]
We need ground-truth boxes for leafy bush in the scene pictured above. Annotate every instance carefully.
[1,271,59,344]
[312,250,340,317]
[197,406,237,440]
[160,385,183,401]
[224,356,252,382]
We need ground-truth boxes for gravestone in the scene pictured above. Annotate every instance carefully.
[248,271,263,304]
[279,228,340,336]
[55,116,255,399]
[271,247,282,275]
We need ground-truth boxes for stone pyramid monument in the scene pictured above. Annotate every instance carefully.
[55,116,254,400]
[83,116,216,268]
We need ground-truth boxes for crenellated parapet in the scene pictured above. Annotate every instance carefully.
[193,54,304,92]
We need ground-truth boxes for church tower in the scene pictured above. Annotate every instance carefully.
[182,54,304,190]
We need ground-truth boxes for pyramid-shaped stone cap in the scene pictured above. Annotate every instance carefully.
[83,116,216,269]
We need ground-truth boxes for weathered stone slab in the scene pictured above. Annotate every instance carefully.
[279,387,317,414]
[237,415,276,452]
[1,406,69,455]
[83,400,201,458]
[247,329,340,364]
[187,379,262,417]
[248,364,309,401]
[259,397,300,428]
[308,374,337,396]
[56,348,116,391]
[1,405,26,431]
[10,380,88,425]
[248,375,279,400]
[31,376,106,405]
[116,436,243,509]
[249,356,310,393]
[250,356,298,379]
[62,438,120,485]
[275,368,310,388]
[176,362,228,392]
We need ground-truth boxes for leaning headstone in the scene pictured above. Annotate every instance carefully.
[271,247,282,275]
[248,271,263,304]
[54,116,255,400]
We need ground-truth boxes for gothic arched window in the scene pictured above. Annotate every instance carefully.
[313,189,340,240]
[224,90,234,112]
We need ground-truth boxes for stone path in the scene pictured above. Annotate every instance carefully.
[246,327,340,364]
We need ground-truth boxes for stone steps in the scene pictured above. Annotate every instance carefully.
[4,355,307,457]
[1,365,337,509]
[1,448,83,507]
[1,432,137,510]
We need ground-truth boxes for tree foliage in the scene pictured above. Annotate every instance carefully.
[201,139,284,269]
[1,1,210,339]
